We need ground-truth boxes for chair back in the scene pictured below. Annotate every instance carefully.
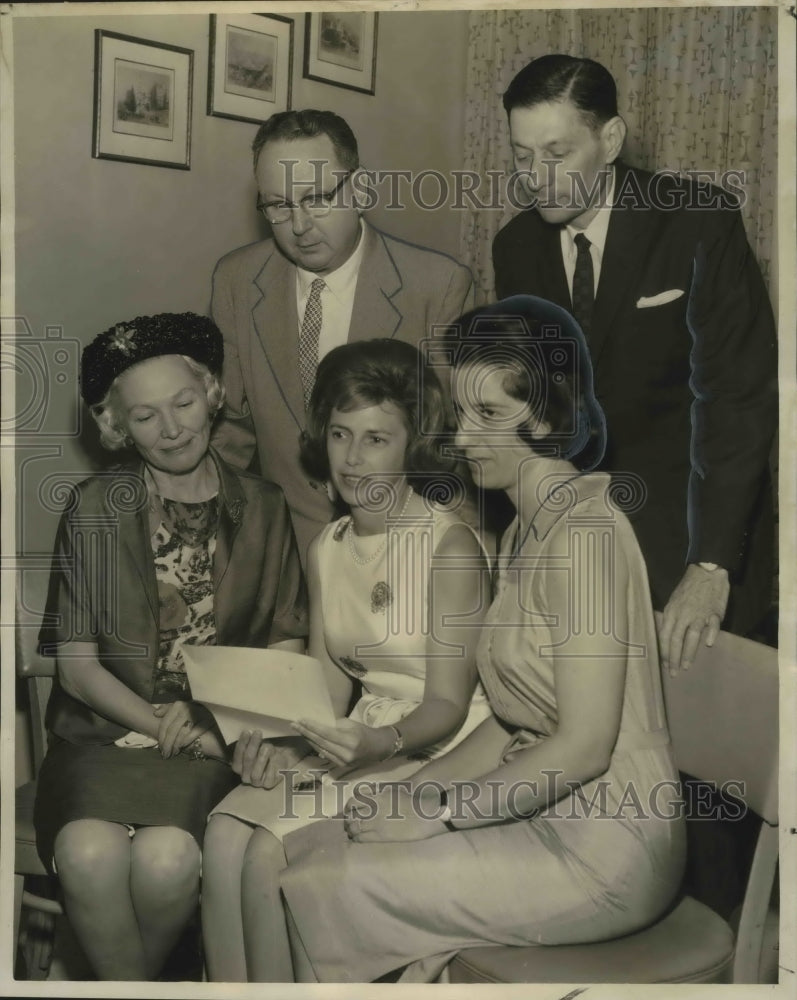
[660,627,778,824]
[15,568,56,771]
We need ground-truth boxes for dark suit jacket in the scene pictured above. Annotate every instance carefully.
[39,452,308,745]
[493,163,777,631]
[210,220,474,563]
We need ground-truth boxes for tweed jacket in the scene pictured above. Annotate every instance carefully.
[210,220,474,562]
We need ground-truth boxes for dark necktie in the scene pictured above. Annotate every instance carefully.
[571,232,594,337]
[299,277,325,409]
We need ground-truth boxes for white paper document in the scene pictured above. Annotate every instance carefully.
[183,646,336,745]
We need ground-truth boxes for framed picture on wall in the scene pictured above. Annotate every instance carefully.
[92,30,193,170]
[303,12,378,95]
[208,14,293,124]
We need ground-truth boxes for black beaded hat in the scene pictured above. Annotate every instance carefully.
[81,312,224,406]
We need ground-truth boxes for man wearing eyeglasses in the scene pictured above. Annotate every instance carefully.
[210,110,473,563]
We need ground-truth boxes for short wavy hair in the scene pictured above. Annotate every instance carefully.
[252,109,359,172]
[300,339,452,485]
[90,355,225,451]
[503,54,619,133]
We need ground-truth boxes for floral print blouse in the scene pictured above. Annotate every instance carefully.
[151,495,219,700]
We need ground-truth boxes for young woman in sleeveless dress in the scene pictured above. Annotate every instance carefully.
[278,297,687,983]
[201,339,492,980]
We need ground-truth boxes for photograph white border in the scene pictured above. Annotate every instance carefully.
[1,2,794,998]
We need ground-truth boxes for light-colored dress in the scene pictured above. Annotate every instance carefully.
[211,504,492,840]
[279,473,687,982]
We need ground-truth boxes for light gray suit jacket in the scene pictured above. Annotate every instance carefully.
[210,221,473,562]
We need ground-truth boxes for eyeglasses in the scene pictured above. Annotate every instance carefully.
[257,171,353,225]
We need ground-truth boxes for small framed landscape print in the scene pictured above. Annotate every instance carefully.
[92,30,193,170]
[208,13,293,124]
[303,12,378,95]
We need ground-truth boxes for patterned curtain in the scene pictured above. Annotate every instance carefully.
[460,6,778,302]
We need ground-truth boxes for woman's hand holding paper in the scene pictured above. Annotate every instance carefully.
[291,717,392,767]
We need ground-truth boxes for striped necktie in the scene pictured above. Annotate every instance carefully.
[571,232,594,337]
[299,277,325,408]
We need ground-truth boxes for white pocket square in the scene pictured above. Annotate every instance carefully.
[114,731,159,749]
[636,289,684,308]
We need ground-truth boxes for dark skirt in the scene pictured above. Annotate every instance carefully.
[33,736,239,873]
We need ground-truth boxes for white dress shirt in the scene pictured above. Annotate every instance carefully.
[295,220,366,362]
[559,167,616,299]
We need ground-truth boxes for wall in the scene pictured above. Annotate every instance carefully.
[10,8,470,784]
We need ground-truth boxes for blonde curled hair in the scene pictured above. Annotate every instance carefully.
[90,355,226,451]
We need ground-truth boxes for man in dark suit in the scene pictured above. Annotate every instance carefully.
[212,110,473,563]
[493,55,777,673]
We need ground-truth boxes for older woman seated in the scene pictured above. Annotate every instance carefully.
[34,313,307,980]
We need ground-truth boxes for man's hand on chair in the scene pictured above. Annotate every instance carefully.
[658,563,730,675]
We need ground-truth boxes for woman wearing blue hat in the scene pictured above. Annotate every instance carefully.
[34,313,307,980]
[277,296,686,983]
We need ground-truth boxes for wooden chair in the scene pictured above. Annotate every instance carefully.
[448,628,779,985]
[14,568,199,980]
[15,568,62,979]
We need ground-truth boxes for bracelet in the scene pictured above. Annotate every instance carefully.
[382,724,404,760]
[438,789,459,833]
[186,737,206,761]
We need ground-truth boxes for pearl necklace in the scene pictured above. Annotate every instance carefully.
[346,486,414,566]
